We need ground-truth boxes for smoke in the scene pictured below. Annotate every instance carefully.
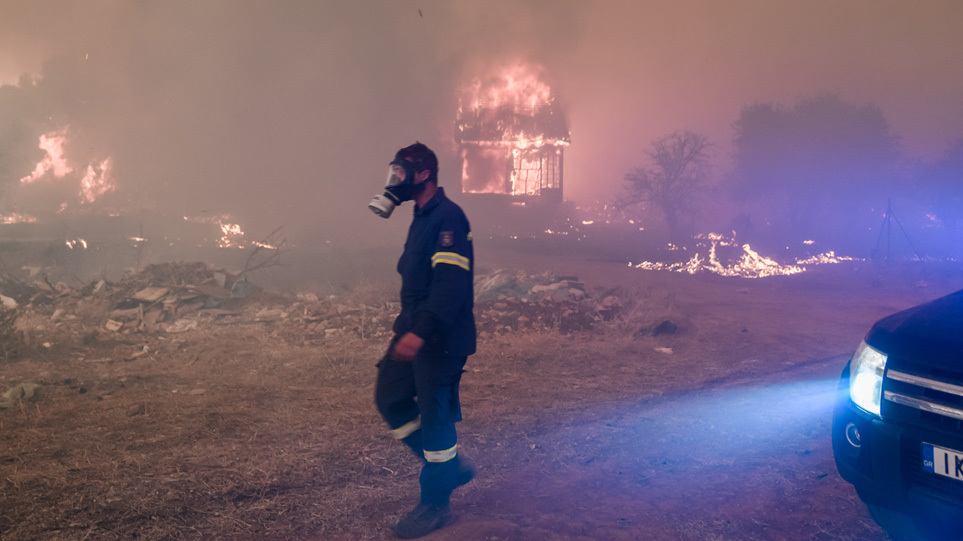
[1,0,962,264]
[0,1,585,249]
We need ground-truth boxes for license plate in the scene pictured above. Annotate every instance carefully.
[922,442,963,482]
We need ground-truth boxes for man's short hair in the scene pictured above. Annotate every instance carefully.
[395,142,438,184]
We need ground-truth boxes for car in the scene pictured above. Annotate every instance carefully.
[833,288,963,538]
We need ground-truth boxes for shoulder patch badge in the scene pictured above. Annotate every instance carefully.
[439,230,454,247]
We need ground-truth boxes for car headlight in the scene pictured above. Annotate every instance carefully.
[850,340,887,416]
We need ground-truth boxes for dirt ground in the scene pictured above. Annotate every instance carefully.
[2,244,962,540]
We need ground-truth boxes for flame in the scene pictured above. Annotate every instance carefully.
[66,238,88,250]
[19,127,116,204]
[795,251,857,265]
[464,62,553,111]
[20,128,72,184]
[183,214,247,248]
[456,62,570,197]
[80,157,115,203]
[630,233,861,278]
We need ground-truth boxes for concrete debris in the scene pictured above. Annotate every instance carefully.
[105,319,124,332]
[132,287,170,302]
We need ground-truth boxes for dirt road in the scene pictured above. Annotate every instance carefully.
[442,354,883,540]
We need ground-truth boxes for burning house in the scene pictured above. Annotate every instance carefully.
[455,64,570,203]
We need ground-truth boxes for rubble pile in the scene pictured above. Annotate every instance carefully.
[99,262,275,333]
[0,263,623,344]
[474,270,620,336]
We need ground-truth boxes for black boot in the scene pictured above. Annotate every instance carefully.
[456,459,475,488]
[392,502,452,539]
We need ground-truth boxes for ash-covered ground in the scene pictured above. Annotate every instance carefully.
[2,230,961,540]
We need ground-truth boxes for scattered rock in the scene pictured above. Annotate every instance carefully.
[230,276,258,298]
[296,292,319,303]
[0,383,41,409]
[104,319,124,332]
[255,308,285,320]
[127,404,146,416]
[166,319,198,333]
[652,320,678,336]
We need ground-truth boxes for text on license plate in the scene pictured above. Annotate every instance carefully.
[922,443,963,481]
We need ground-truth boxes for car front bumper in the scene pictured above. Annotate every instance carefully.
[832,367,963,518]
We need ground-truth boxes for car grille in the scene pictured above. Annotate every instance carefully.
[884,363,963,503]
[883,363,963,433]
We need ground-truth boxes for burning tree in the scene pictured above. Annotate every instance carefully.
[619,131,712,241]
[455,63,570,202]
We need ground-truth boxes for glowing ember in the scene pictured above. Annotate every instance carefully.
[456,62,570,199]
[795,251,858,265]
[20,128,72,184]
[0,213,38,224]
[65,238,88,250]
[183,214,247,248]
[218,222,245,249]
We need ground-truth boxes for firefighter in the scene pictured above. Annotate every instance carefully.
[370,142,476,539]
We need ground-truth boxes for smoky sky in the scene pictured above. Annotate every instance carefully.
[1,0,961,249]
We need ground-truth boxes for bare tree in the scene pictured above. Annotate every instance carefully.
[620,131,711,241]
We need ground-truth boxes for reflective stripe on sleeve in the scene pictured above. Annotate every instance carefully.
[391,416,421,440]
[424,444,458,463]
[431,252,470,271]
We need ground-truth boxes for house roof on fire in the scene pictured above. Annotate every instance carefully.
[456,102,571,146]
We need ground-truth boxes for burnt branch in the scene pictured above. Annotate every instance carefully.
[241,225,288,276]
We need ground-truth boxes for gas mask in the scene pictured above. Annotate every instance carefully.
[368,159,427,219]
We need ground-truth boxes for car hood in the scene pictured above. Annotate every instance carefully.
[866,289,963,367]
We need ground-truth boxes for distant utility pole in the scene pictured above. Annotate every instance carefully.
[872,199,921,261]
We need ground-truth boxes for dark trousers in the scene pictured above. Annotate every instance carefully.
[375,347,466,506]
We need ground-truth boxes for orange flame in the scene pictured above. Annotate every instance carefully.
[630,233,861,278]
[456,62,570,197]
[20,128,72,183]
[80,157,115,203]
[19,127,117,205]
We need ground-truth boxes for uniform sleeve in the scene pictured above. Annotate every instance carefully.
[410,212,473,340]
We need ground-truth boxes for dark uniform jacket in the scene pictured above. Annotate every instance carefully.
[393,187,476,357]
